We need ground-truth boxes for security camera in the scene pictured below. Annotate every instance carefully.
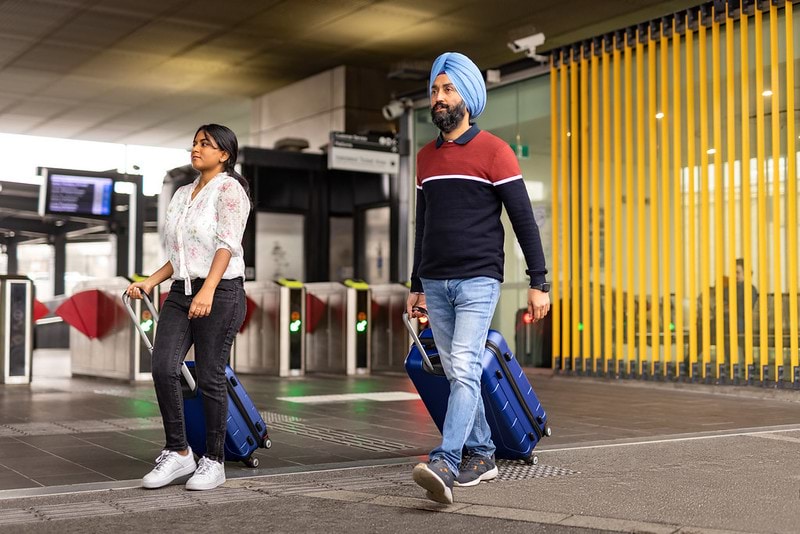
[382,97,412,121]
[508,32,546,61]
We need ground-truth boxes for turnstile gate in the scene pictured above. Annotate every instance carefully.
[0,275,33,384]
[235,279,305,376]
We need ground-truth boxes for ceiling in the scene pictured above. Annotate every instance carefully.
[0,0,702,149]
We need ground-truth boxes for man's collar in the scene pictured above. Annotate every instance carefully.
[435,124,480,148]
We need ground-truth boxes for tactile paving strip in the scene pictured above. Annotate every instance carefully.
[265,420,413,452]
[494,460,579,481]
[259,411,302,423]
[235,461,577,494]
[0,462,577,526]
[0,413,412,452]
[0,417,163,436]
[34,502,124,521]
[240,472,415,494]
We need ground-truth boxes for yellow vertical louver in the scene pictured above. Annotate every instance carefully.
[549,1,798,388]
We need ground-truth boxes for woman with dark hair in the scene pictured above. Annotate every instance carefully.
[126,124,250,491]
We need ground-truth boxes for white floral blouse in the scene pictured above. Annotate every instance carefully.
[163,172,250,295]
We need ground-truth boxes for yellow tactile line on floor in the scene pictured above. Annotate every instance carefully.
[306,490,755,534]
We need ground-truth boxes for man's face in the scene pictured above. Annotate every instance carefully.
[430,73,467,133]
[736,265,744,282]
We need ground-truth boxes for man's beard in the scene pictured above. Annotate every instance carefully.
[430,100,467,133]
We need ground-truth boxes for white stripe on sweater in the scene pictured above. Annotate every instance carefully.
[418,173,522,186]
[493,174,523,186]
[419,174,490,185]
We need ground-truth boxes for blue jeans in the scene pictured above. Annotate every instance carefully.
[421,276,500,474]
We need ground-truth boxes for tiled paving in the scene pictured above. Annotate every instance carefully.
[1,349,799,493]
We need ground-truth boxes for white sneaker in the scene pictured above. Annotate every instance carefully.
[142,448,196,489]
[185,457,226,491]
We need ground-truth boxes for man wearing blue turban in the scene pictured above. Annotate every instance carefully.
[407,52,550,504]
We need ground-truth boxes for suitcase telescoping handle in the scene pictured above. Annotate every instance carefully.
[402,308,436,374]
[121,290,197,393]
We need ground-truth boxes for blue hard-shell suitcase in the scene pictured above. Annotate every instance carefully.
[182,361,271,467]
[123,292,272,468]
[403,313,551,464]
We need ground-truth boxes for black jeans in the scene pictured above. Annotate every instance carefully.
[151,277,245,462]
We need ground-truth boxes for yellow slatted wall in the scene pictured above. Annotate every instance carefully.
[549,1,799,386]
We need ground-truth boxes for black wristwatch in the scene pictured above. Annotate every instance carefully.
[532,282,550,292]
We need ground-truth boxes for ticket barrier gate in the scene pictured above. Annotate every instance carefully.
[344,279,370,375]
[235,279,305,376]
[369,283,411,373]
[66,277,155,381]
[304,282,346,374]
[305,280,371,375]
[0,275,34,384]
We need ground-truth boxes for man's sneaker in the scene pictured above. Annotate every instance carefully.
[455,454,498,487]
[185,457,226,491]
[412,458,455,504]
[142,448,196,489]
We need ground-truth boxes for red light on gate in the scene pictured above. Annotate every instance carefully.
[523,312,534,324]
[357,311,366,321]
[291,311,300,321]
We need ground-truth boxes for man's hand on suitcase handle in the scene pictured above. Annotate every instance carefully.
[406,292,427,319]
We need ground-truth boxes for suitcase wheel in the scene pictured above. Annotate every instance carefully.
[545,426,553,437]
[243,456,259,468]
[526,454,538,466]
[264,439,272,449]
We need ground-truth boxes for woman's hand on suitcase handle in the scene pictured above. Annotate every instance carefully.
[528,288,550,322]
[126,281,154,300]
[407,292,427,319]
[188,286,214,319]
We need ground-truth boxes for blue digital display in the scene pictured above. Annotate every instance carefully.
[45,172,114,217]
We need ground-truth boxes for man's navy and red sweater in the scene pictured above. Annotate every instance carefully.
[410,125,547,293]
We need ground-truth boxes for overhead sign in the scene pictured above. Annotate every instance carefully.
[328,132,399,175]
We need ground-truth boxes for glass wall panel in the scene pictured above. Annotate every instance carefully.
[65,241,115,296]
[18,244,54,299]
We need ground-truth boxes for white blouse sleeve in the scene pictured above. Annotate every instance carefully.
[214,179,250,253]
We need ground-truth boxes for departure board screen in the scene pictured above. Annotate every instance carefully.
[45,173,114,217]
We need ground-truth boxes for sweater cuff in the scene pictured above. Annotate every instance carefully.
[529,276,547,288]
[410,278,423,293]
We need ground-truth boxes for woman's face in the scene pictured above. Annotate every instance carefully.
[190,130,228,173]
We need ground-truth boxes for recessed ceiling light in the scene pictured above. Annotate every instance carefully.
[707,148,716,155]
[655,112,664,119]
[762,89,773,97]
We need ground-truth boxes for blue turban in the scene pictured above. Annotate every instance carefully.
[429,52,486,119]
